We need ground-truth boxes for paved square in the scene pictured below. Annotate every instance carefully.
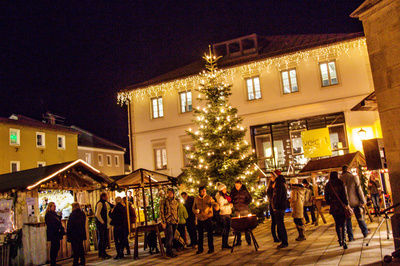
[59,212,395,265]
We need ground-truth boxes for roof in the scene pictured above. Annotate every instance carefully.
[0,159,112,192]
[111,168,176,188]
[351,92,378,111]
[0,114,77,134]
[71,126,125,152]
[299,152,366,174]
[124,32,364,91]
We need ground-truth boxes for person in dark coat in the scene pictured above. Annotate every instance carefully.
[95,192,113,259]
[45,202,65,266]
[272,175,288,248]
[325,171,349,249]
[266,172,279,242]
[110,197,128,259]
[230,180,252,245]
[181,192,197,247]
[122,196,136,255]
[67,202,87,265]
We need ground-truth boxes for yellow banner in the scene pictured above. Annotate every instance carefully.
[301,128,332,158]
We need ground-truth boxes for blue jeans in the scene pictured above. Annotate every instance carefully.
[346,207,368,239]
[166,224,177,255]
[371,193,380,214]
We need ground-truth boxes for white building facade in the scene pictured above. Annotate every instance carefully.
[119,33,381,177]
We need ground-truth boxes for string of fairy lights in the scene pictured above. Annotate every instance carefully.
[117,37,367,105]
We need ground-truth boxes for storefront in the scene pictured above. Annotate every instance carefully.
[251,112,348,173]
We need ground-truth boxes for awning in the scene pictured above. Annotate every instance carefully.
[351,92,377,111]
[0,159,112,192]
[299,151,366,175]
[111,168,176,189]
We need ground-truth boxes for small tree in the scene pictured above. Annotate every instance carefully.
[181,47,258,194]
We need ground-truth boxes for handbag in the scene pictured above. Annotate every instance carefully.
[329,183,354,219]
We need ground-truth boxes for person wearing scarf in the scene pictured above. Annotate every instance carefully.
[215,182,233,249]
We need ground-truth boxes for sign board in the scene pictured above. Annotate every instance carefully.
[301,128,332,158]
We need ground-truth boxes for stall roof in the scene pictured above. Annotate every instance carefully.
[111,168,176,188]
[0,159,112,192]
[299,151,366,175]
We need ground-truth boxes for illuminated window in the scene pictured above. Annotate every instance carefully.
[246,77,261,100]
[10,161,20,172]
[84,153,92,164]
[36,132,45,148]
[179,91,193,113]
[98,154,103,166]
[114,156,120,167]
[9,128,20,146]
[154,147,167,170]
[281,69,298,94]
[106,155,112,166]
[57,135,66,149]
[328,124,347,155]
[151,96,164,119]
[37,161,46,167]
[319,61,338,86]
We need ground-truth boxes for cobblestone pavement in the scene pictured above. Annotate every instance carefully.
[59,212,396,265]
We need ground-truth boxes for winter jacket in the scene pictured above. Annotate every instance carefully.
[266,180,274,202]
[192,195,218,221]
[67,208,87,242]
[340,171,365,207]
[368,179,381,195]
[215,192,232,215]
[184,196,195,221]
[45,211,65,241]
[272,176,288,211]
[160,197,179,224]
[303,186,314,207]
[110,203,128,234]
[290,184,306,218]
[178,203,188,224]
[230,185,252,212]
[325,178,348,216]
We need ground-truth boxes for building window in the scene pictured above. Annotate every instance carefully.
[98,154,103,166]
[151,96,164,119]
[9,128,20,146]
[106,155,112,166]
[10,161,20,173]
[328,124,348,155]
[57,135,66,149]
[179,91,193,113]
[182,144,194,167]
[281,68,298,94]
[37,161,46,167]
[246,77,261,100]
[36,132,45,148]
[114,156,120,167]
[154,147,167,170]
[84,153,92,164]
[319,61,338,86]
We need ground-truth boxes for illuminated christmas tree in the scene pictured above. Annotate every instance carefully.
[182,47,258,193]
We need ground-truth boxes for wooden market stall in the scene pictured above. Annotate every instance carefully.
[0,159,113,265]
[111,168,177,259]
[298,151,367,224]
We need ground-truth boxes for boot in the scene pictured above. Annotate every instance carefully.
[295,226,306,241]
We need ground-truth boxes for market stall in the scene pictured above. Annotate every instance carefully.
[0,159,112,265]
[111,168,177,259]
[298,151,367,224]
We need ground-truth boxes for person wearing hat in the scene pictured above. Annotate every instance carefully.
[289,178,306,241]
[231,180,252,246]
[215,182,233,249]
[160,188,179,258]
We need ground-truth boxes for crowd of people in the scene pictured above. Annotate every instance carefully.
[43,165,382,264]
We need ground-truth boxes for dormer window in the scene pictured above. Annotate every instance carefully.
[213,34,259,58]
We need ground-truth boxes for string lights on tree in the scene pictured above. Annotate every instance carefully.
[180,46,258,192]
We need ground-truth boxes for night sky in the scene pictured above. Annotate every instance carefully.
[1,1,364,162]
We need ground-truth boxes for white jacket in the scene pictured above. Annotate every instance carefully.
[215,192,232,215]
